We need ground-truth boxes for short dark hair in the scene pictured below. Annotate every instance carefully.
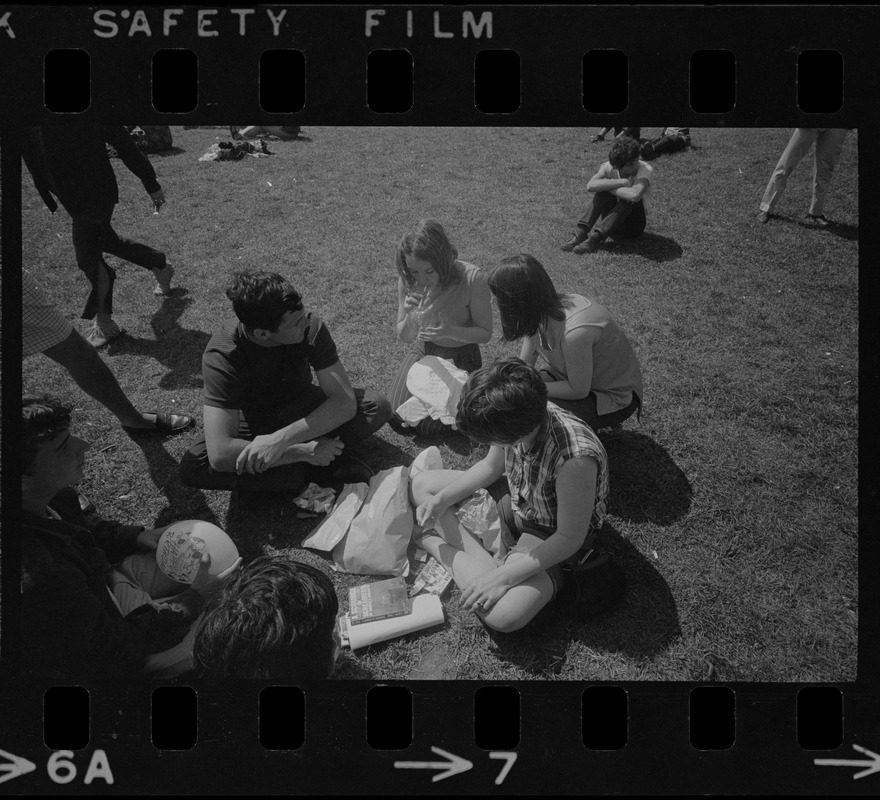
[193,556,339,681]
[395,219,461,289]
[456,358,548,445]
[22,395,71,474]
[488,254,566,341]
[225,271,303,332]
[609,136,642,169]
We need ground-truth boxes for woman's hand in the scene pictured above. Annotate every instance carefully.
[460,566,514,613]
[415,495,449,530]
[416,311,448,341]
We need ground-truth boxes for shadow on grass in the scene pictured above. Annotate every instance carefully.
[107,290,210,390]
[128,436,220,528]
[152,147,186,158]
[600,429,692,525]
[772,215,859,242]
[606,231,683,262]
[485,523,680,675]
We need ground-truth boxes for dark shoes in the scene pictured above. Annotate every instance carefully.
[561,228,590,252]
[806,213,833,228]
[122,412,194,436]
[557,550,626,620]
[756,210,770,224]
[591,134,605,143]
[573,232,603,254]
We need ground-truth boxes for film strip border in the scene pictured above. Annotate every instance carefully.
[1,683,877,793]
[2,4,878,796]
[0,5,874,123]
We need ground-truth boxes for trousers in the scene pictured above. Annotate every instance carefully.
[179,388,391,493]
[71,206,166,319]
[759,128,849,216]
[578,191,646,239]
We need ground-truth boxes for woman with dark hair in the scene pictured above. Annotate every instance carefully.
[488,254,643,431]
[387,219,493,432]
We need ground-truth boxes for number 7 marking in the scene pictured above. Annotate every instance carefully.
[489,752,517,785]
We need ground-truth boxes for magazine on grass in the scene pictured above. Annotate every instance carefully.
[338,594,445,650]
[348,577,410,625]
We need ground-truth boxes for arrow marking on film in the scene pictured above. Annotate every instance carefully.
[0,748,37,785]
[394,746,473,782]
[815,744,880,780]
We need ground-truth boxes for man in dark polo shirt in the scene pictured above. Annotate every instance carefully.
[180,271,392,493]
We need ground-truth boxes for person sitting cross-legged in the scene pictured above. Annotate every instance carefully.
[179,271,392,494]
[21,395,240,682]
[411,359,624,634]
[561,136,654,254]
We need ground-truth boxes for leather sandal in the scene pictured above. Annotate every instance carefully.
[122,412,194,436]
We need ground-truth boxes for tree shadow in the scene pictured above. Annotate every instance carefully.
[605,231,683,262]
[106,289,210,391]
[599,428,692,525]
[486,522,680,674]
[128,436,219,528]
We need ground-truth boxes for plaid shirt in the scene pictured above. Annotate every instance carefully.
[504,403,609,533]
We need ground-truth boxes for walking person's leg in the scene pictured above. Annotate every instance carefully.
[759,128,818,216]
[809,128,849,219]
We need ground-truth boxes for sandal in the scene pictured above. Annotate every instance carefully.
[122,412,194,436]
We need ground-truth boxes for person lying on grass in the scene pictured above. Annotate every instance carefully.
[180,271,392,494]
[387,219,493,436]
[411,359,623,634]
[21,395,241,682]
[488,254,643,432]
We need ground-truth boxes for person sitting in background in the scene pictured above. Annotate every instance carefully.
[180,271,391,493]
[387,220,493,435]
[561,136,654,254]
[488,254,642,431]
[591,126,641,143]
[193,556,341,681]
[411,359,623,634]
[23,269,193,435]
[21,396,238,682]
[231,125,301,140]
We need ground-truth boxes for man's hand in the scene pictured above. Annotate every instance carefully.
[299,437,345,466]
[191,554,243,600]
[235,432,289,475]
[149,188,166,211]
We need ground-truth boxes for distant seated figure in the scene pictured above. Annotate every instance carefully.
[193,556,341,680]
[20,395,239,682]
[561,136,654,254]
[179,271,392,493]
[591,126,641,143]
[233,125,300,140]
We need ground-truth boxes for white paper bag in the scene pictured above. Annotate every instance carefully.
[302,483,369,551]
[332,466,413,577]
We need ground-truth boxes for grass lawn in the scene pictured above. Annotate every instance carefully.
[21,126,858,681]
